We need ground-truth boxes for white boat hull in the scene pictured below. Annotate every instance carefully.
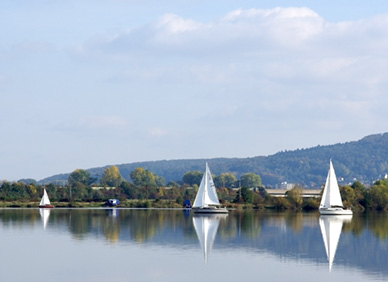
[319,208,353,215]
[192,207,228,214]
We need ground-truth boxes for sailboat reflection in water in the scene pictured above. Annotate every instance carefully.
[39,208,51,230]
[319,215,352,271]
[192,214,227,264]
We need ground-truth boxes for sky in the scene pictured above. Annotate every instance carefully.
[1,0,388,181]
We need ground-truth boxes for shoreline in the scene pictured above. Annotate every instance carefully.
[0,199,268,210]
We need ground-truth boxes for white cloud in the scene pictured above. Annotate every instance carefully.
[155,14,204,34]
[120,7,324,53]
[222,7,324,42]
[222,7,320,21]
[3,4,388,180]
[73,7,388,83]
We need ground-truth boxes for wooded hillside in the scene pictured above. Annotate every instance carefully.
[41,133,388,187]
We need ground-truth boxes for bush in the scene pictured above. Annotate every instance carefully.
[302,198,320,211]
[272,197,290,210]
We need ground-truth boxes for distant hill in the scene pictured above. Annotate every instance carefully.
[41,133,388,188]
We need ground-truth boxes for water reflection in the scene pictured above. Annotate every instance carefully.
[39,208,51,230]
[192,214,227,264]
[319,215,352,271]
[106,208,119,218]
[0,209,388,281]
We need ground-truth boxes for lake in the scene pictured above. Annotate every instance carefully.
[0,208,387,282]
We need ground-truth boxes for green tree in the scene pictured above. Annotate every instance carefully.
[167,180,179,187]
[68,169,93,186]
[286,186,303,209]
[101,166,123,187]
[340,185,355,208]
[182,171,203,186]
[214,173,237,188]
[176,196,183,205]
[130,167,156,187]
[352,180,366,191]
[69,182,92,201]
[272,197,290,210]
[154,175,165,186]
[120,181,137,199]
[241,187,254,204]
[302,198,320,210]
[367,179,388,210]
[26,184,38,198]
[233,187,253,204]
[240,173,262,188]
[351,180,367,208]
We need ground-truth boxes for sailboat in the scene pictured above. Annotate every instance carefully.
[39,188,54,208]
[192,163,228,214]
[319,160,352,215]
[319,215,352,271]
[193,214,228,264]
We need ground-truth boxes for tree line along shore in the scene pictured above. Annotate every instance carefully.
[2,165,388,211]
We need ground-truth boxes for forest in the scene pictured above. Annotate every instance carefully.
[40,133,388,188]
[3,165,388,211]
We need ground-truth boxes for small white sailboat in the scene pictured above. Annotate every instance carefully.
[192,163,228,214]
[39,188,54,208]
[319,160,352,215]
[193,214,228,264]
[319,215,352,271]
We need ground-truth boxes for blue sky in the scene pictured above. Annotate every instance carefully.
[1,0,388,181]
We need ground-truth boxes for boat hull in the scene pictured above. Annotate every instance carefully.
[192,207,228,214]
[319,208,352,215]
[39,205,54,208]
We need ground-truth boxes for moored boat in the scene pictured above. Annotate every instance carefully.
[192,163,228,214]
[106,199,120,207]
[39,188,54,208]
[319,160,352,215]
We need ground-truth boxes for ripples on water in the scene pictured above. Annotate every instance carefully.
[0,208,387,282]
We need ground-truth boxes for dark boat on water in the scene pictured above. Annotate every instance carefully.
[106,199,120,207]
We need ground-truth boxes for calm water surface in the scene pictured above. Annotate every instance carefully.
[0,208,387,282]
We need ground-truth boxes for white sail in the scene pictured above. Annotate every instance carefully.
[320,160,344,209]
[193,214,227,264]
[319,215,352,271]
[39,188,51,206]
[193,163,220,208]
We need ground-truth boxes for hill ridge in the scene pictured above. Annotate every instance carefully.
[41,132,388,187]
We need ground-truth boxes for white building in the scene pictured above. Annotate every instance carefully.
[276,182,295,190]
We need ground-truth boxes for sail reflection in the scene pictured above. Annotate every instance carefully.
[319,215,352,271]
[39,208,51,230]
[2,209,388,279]
[193,214,228,264]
